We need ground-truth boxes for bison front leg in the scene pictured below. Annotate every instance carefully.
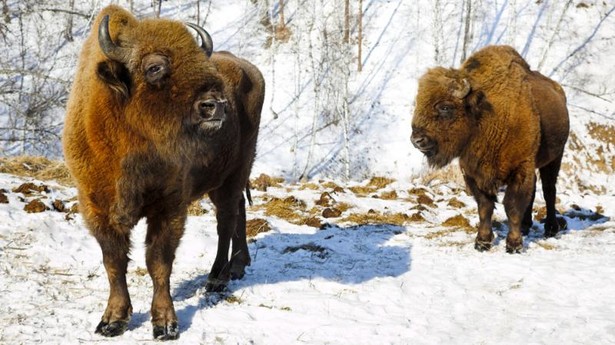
[503,167,536,253]
[145,211,186,340]
[464,175,496,251]
[90,225,133,337]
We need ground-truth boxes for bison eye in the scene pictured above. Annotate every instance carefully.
[141,54,170,85]
[436,102,455,120]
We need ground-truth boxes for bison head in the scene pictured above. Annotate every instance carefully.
[411,67,490,168]
[94,6,227,135]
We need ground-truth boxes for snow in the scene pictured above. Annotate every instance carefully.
[1,173,614,344]
[1,0,615,344]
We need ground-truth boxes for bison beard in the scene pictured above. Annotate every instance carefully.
[62,5,264,340]
[411,45,569,253]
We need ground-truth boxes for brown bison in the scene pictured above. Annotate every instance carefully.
[411,45,569,253]
[62,5,264,340]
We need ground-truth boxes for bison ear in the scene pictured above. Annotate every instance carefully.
[96,60,132,101]
[464,90,492,121]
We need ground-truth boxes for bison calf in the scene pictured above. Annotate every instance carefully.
[411,45,569,253]
[63,5,264,340]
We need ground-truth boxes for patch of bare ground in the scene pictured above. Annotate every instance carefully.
[0,156,73,186]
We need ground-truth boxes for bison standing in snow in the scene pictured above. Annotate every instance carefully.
[411,45,569,253]
[62,5,264,340]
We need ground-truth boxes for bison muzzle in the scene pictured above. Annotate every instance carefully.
[62,5,265,340]
[411,45,569,253]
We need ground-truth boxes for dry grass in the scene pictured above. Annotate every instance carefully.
[535,241,557,250]
[251,173,284,192]
[0,156,73,186]
[378,190,398,200]
[340,210,412,226]
[447,197,466,209]
[246,218,272,238]
[416,164,465,186]
[367,176,395,188]
[442,214,474,232]
[587,122,615,146]
[187,199,208,216]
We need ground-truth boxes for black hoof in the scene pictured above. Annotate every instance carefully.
[474,241,492,252]
[205,277,228,292]
[95,320,128,337]
[153,322,179,340]
[506,244,522,254]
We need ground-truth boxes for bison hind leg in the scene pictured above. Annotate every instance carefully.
[540,155,563,238]
[521,179,537,236]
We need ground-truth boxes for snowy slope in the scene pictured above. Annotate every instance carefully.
[1,172,613,344]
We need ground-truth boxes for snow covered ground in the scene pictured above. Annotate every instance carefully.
[1,171,613,344]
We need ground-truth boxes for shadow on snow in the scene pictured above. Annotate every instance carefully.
[170,223,412,333]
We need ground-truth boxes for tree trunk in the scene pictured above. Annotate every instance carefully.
[63,0,74,42]
[344,0,350,43]
[357,0,363,72]
[461,0,471,63]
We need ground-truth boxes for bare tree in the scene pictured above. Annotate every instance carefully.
[63,0,75,42]
[344,0,350,43]
[357,0,363,72]
[460,0,472,63]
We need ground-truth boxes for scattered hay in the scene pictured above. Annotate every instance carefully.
[302,216,323,228]
[321,181,343,191]
[408,212,426,222]
[535,241,557,251]
[367,176,395,189]
[348,185,376,196]
[246,218,272,238]
[424,228,458,240]
[335,202,352,213]
[587,122,615,146]
[447,198,466,209]
[379,190,398,200]
[251,173,284,192]
[24,199,47,213]
[224,294,243,304]
[134,267,149,276]
[187,199,208,216]
[340,210,410,226]
[416,194,435,207]
[315,192,335,207]
[299,182,320,191]
[0,156,73,186]
[442,214,473,232]
[261,196,307,222]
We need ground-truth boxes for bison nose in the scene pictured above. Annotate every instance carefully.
[195,99,226,122]
[411,132,436,155]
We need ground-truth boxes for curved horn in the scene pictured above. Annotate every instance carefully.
[98,15,130,63]
[452,78,471,99]
[185,22,213,57]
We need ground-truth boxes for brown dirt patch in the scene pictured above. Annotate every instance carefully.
[24,199,47,213]
[13,182,50,195]
[322,207,342,218]
[0,191,7,204]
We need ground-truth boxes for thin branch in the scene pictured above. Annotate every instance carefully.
[549,5,615,77]
[40,8,89,19]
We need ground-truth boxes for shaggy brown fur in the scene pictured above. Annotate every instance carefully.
[411,45,569,253]
[62,5,264,340]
